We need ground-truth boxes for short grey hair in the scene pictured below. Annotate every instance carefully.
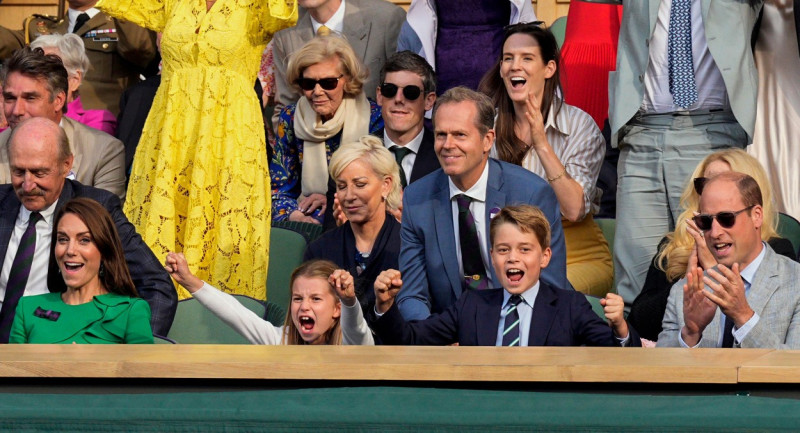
[328,135,402,211]
[31,33,92,78]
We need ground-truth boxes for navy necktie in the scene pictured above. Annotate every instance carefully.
[0,212,43,343]
[502,295,523,346]
[667,0,699,108]
[456,194,488,290]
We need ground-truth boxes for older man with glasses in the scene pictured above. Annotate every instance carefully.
[657,171,800,349]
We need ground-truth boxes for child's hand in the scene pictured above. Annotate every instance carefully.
[374,269,403,314]
[601,293,629,339]
[329,269,356,307]
[164,252,204,293]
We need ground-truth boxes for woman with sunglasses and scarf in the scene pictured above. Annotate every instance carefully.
[628,149,797,342]
[477,23,612,297]
[271,36,383,226]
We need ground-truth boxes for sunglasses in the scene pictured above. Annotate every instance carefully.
[693,177,708,195]
[296,75,343,91]
[692,205,755,231]
[380,83,422,100]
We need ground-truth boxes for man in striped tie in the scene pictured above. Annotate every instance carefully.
[367,205,638,347]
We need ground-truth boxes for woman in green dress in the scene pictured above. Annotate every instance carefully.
[10,198,153,344]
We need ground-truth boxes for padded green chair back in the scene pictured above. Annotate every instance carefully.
[166,295,266,344]
[584,295,605,320]
[272,220,324,243]
[595,218,615,252]
[550,16,567,48]
[266,227,307,310]
[777,212,800,257]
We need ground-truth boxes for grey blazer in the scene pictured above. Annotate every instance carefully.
[657,246,800,349]
[608,0,763,145]
[0,117,126,200]
[271,0,405,127]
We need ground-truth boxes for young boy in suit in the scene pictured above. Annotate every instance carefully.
[363,205,639,346]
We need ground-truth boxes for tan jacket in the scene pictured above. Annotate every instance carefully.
[0,117,126,200]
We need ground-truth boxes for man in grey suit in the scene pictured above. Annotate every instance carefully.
[609,0,763,305]
[0,47,126,200]
[271,0,405,127]
[657,172,800,349]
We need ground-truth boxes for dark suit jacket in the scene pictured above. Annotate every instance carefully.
[0,179,177,336]
[406,127,440,184]
[371,282,639,347]
[397,158,567,320]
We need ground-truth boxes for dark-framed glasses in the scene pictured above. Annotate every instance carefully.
[296,75,343,91]
[380,83,422,100]
[692,205,755,231]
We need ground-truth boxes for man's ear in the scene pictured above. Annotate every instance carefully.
[424,93,436,111]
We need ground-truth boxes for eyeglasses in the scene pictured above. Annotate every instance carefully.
[296,75,343,91]
[380,83,422,100]
[692,205,755,231]
[693,177,708,195]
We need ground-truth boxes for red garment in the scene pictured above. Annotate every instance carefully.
[560,0,624,129]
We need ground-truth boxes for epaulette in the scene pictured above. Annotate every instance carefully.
[23,14,61,44]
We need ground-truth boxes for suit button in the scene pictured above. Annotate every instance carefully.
[645,39,650,47]
[639,74,644,83]
[102,43,109,49]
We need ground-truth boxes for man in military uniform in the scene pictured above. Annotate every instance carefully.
[0,0,157,114]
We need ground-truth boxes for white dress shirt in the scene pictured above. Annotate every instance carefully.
[641,0,729,113]
[0,200,59,309]
[448,163,491,281]
[384,128,424,186]
[67,8,100,33]
[310,0,346,34]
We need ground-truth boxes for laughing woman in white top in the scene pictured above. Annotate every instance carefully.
[165,254,373,345]
[478,23,612,296]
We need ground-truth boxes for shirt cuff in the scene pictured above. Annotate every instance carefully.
[373,305,385,318]
[616,333,631,347]
[678,327,701,348]
[733,312,760,345]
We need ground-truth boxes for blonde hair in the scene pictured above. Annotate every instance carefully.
[286,35,367,97]
[281,259,343,345]
[657,148,779,281]
[328,135,402,211]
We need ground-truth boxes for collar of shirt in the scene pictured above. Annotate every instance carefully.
[310,0,345,34]
[502,281,540,310]
[17,199,59,230]
[447,161,489,203]
[68,8,100,32]
[543,97,571,139]
[739,241,767,290]
[384,128,424,155]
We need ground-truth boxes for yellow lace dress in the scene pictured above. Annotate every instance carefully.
[96,0,296,299]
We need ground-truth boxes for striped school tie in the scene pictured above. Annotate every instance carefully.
[0,212,43,343]
[502,295,523,346]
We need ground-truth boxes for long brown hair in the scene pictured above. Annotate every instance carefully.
[47,198,138,297]
[478,23,562,165]
[281,259,343,345]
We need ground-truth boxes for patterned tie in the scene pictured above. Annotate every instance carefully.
[455,194,488,290]
[502,295,523,346]
[0,212,42,343]
[317,25,331,36]
[73,13,90,34]
[390,146,412,188]
[667,0,698,108]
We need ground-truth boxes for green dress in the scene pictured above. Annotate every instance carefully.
[9,293,154,344]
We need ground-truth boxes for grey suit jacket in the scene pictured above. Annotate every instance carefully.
[609,0,763,145]
[271,0,405,127]
[0,117,126,200]
[657,246,800,349]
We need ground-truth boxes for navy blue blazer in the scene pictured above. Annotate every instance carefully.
[406,127,440,184]
[0,179,177,336]
[397,157,567,320]
[371,282,640,347]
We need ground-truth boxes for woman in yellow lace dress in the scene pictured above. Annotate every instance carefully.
[96,0,296,299]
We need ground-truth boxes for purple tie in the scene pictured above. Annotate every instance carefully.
[0,212,42,343]
[456,195,488,290]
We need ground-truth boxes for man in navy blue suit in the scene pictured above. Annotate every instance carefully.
[396,86,567,321]
[369,205,637,346]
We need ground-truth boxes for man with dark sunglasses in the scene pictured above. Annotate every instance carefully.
[657,172,800,349]
[376,51,440,189]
